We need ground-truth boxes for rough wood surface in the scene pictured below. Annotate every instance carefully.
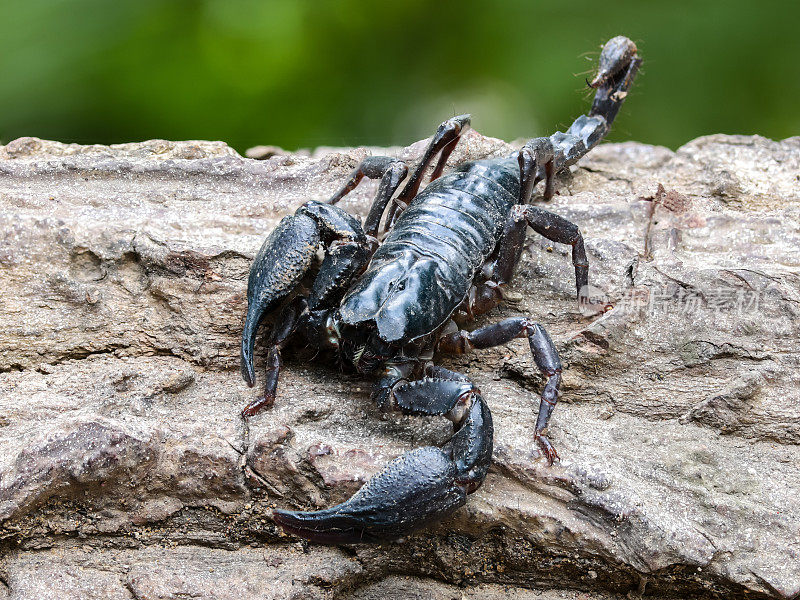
[1,131,798,599]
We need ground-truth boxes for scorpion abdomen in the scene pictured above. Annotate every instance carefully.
[339,157,521,344]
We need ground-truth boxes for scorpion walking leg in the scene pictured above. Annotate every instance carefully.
[325,156,409,238]
[384,114,471,231]
[272,373,492,543]
[438,318,562,463]
[512,142,589,297]
[517,137,556,202]
[464,203,589,320]
[512,205,589,299]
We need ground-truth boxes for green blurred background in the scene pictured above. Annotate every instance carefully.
[1,0,798,153]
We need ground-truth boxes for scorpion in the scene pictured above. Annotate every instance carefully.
[240,36,641,544]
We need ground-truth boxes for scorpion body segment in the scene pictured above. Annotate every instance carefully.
[341,157,520,343]
[240,36,641,543]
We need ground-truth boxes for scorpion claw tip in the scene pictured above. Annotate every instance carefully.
[271,508,375,545]
[241,349,257,388]
[271,447,472,544]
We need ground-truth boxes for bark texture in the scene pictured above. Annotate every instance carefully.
[0,131,798,599]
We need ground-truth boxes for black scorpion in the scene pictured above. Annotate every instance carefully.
[240,36,641,543]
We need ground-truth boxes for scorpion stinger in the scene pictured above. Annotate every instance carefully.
[240,36,641,544]
[518,35,642,201]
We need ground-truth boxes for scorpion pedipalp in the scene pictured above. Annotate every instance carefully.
[241,213,320,387]
[273,447,466,544]
[273,384,491,544]
[241,201,369,399]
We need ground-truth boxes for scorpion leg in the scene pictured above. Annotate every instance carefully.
[514,205,589,299]
[272,373,492,543]
[325,156,409,238]
[463,203,589,318]
[384,114,471,231]
[438,318,561,464]
[517,137,555,203]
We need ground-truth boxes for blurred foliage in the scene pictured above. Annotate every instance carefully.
[1,0,798,152]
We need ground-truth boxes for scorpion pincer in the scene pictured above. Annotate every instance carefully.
[240,36,641,544]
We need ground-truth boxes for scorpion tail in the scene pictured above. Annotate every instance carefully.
[273,385,493,544]
[588,35,639,90]
[530,35,641,182]
[587,35,642,129]
[241,213,321,387]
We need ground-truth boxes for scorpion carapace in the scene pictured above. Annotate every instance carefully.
[240,36,641,544]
